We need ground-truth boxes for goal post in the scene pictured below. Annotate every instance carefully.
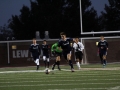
[81,36,120,64]
[79,0,120,34]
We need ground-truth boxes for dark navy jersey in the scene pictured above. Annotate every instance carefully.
[98,40,108,51]
[58,38,73,51]
[29,44,41,55]
[41,44,49,54]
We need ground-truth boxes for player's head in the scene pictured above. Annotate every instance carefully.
[75,36,79,42]
[43,40,47,44]
[32,38,36,44]
[100,35,104,41]
[60,32,66,40]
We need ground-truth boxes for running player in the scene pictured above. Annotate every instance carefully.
[41,40,50,70]
[51,42,62,70]
[58,32,75,72]
[73,37,84,69]
[98,36,108,67]
[29,38,41,70]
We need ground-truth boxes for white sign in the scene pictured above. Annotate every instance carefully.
[13,50,31,58]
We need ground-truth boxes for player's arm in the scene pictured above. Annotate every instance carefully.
[97,41,101,48]
[29,45,33,52]
[38,45,41,55]
[41,45,44,51]
[106,41,108,50]
[80,43,84,52]
[58,41,62,51]
[51,44,56,52]
[47,44,50,53]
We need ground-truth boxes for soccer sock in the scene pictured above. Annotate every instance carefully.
[37,65,39,70]
[69,60,73,69]
[104,60,106,65]
[76,62,80,68]
[47,62,49,68]
[57,61,60,68]
[103,60,106,65]
[53,62,57,66]
[44,61,46,68]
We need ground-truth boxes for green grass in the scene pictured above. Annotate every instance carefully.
[0,64,120,90]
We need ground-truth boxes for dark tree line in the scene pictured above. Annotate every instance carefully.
[7,0,120,40]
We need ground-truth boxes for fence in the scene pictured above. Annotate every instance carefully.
[0,39,76,67]
[0,36,120,67]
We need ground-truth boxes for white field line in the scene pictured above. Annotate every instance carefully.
[108,86,120,90]
[0,73,120,78]
[46,88,108,90]
[0,75,120,80]
[0,79,120,83]
[0,67,120,74]
[46,89,108,90]
[0,83,119,87]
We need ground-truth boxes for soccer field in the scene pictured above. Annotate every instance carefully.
[0,64,120,90]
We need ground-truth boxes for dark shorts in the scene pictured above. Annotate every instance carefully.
[62,50,71,60]
[43,53,49,58]
[75,51,83,60]
[99,50,107,56]
[55,51,62,58]
[32,53,39,61]
[32,55,39,61]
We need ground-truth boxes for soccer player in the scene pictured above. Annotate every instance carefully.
[41,40,50,70]
[51,42,62,70]
[73,37,84,69]
[58,32,75,72]
[29,38,41,70]
[98,36,108,67]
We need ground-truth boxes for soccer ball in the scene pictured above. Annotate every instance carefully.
[45,69,50,74]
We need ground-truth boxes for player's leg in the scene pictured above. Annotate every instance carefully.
[52,56,60,70]
[43,56,47,68]
[103,53,107,66]
[46,54,50,69]
[66,51,74,72]
[57,56,61,70]
[99,53,103,64]
[75,52,80,69]
[33,56,40,70]
[36,58,40,70]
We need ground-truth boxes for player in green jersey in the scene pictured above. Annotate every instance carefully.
[51,42,62,70]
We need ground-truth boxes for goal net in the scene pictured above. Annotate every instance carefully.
[81,36,120,64]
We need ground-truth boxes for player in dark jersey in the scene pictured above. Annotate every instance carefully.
[98,36,108,67]
[29,38,41,70]
[58,32,75,72]
[41,40,50,70]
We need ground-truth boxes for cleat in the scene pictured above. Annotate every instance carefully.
[58,67,61,71]
[71,68,75,72]
[52,65,55,70]
[45,68,48,71]
[66,60,68,63]
[103,64,106,68]
[78,67,81,70]
[45,69,49,74]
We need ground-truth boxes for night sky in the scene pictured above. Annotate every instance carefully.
[0,0,108,27]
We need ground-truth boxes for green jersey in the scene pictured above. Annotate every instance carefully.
[51,43,62,53]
